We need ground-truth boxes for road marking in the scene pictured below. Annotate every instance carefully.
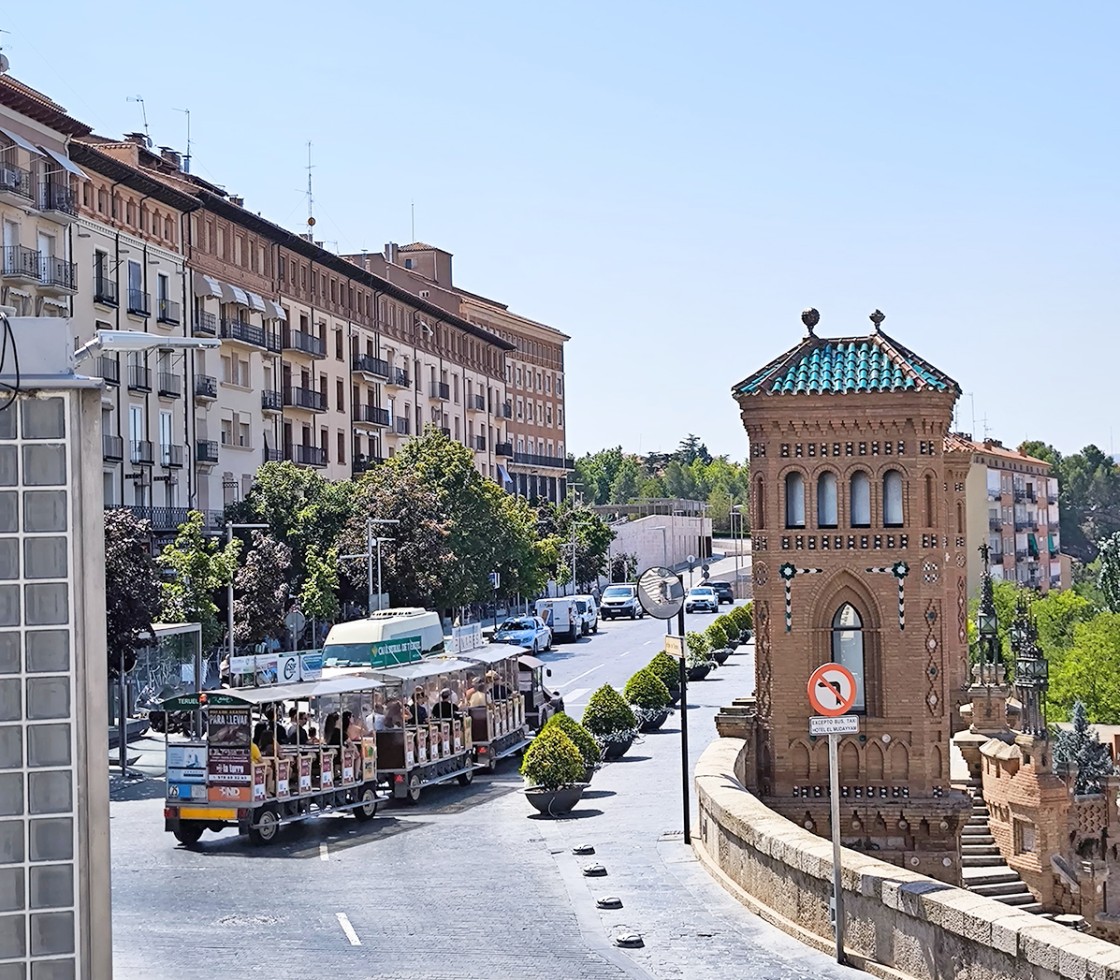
[319,843,329,862]
[619,651,631,658]
[565,688,589,703]
[643,640,655,645]
[336,912,361,946]
[561,665,601,687]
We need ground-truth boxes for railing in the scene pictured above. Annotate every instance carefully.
[388,368,410,388]
[127,288,151,316]
[440,427,452,438]
[261,390,283,412]
[501,402,512,419]
[38,179,75,216]
[394,417,411,436]
[196,440,220,464]
[283,328,326,358]
[102,435,123,461]
[286,444,327,467]
[1047,493,1058,504]
[263,447,284,463]
[193,310,217,336]
[1013,489,1027,502]
[430,381,450,400]
[1049,549,1060,559]
[220,318,266,348]
[0,162,34,202]
[1013,520,1028,531]
[353,404,390,427]
[1014,549,1028,560]
[98,355,119,386]
[160,444,184,468]
[988,518,1002,531]
[353,455,384,474]
[1,244,41,280]
[495,441,513,457]
[512,451,573,469]
[353,353,390,378]
[194,375,217,399]
[986,489,1001,501]
[468,393,487,411]
[1050,575,1061,588]
[473,435,487,451]
[40,256,76,291]
[157,298,181,325]
[130,440,154,465]
[157,372,181,398]
[94,276,119,306]
[284,386,327,412]
[122,506,192,532]
[127,365,152,391]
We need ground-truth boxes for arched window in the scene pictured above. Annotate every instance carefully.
[785,472,805,528]
[850,472,871,527]
[924,474,934,527]
[883,470,904,527]
[832,604,865,712]
[755,476,766,530]
[817,472,838,528]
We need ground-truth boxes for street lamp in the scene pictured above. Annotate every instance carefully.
[1011,593,1049,737]
[74,330,220,363]
[339,518,400,612]
[975,544,1002,682]
[226,522,269,677]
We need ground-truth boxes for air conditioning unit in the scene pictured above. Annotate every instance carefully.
[0,164,21,191]
[419,290,429,299]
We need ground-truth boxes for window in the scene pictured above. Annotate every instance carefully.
[336,379,344,411]
[883,470,904,527]
[817,472,838,528]
[335,329,343,360]
[784,472,805,528]
[157,273,169,304]
[755,476,766,529]
[337,431,346,464]
[831,604,865,712]
[924,474,935,527]
[127,260,142,294]
[850,472,871,526]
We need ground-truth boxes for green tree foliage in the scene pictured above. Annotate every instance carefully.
[608,457,642,504]
[573,447,625,506]
[1053,700,1117,794]
[104,508,162,676]
[676,434,712,466]
[609,551,639,584]
[624,668,671,710]
[1097,532,1120,613]
[232,532,291,647]
[685,630,712,667]
[706,620,729,651]
[519,725,585,789]
[1048,614,1120,723]
[543,712,601,769]
[1033,588,1096,656]
[647,651,681,694]
[541,499,613,591]
[299,545,341,624]
[581,684,637,736]
[159,511,241,651]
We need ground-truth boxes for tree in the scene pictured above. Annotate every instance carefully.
[159,511,241,652]
[676,434,711,466]
[104,509,162,676]
[1018,440,1062,469]
[572,447,625,505]
[487,486,549,601]
[300,545,341,625]
[608,457,642,504]
[1032,588,1097,657]
[1048,613,1120,723]
[1097,531,1120,613]
[609,552,639,583]
[1053,700,1117,794]
[232,532,292,647]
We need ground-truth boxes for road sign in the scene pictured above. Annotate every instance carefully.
[284,609,306,635]
[809,715,860,736]
[663,635,685,659]
[807,662,857,717]
[636,566,685,620]
[488,571,500,590]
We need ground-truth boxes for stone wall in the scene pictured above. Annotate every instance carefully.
[695,736,1120,979]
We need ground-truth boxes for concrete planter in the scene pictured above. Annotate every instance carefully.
[638,708,671,732]
[600,733,635,760]
[687,663,712,682]
[712,647,733,665]
[525,784,586,816]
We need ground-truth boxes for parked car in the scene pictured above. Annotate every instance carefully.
[685,587,719,614]
[708,580,734,604]
[571,594,599,635]
[600,584,645,620]
[493,616,553,653]
[535,597,581,642]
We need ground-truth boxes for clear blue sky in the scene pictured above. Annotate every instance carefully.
[6,2,1117,461]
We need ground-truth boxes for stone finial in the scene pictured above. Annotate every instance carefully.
[801,308,820,336]
[870,309,886,332]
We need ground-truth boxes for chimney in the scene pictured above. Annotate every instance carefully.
[229,195,244,208]
[383,242,399,265]
[124,132,151,149]
[158,146,182,171]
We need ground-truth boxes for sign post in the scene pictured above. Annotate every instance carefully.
[807,662,858,966]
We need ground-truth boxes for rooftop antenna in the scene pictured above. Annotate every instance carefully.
[305,141,316,238]
[171,107,191,172]
[980,415,990,440]
[411,199,415,241]
[0,30,11,75]
[126,95,150,141]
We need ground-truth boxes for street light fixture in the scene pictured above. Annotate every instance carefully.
[339,518,400,612]
[74,330,219,363]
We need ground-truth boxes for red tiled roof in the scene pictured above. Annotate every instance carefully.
[398,242,440,252]
[944,433,1051,469]
[0,75,91,137]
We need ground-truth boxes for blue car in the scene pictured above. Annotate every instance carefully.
[493,616,553,653]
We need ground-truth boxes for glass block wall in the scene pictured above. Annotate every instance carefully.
[0,394,83,980]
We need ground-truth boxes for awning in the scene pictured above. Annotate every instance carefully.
[264,299,287,321]
[192,274,222,299]
[245,291,266,313]
[40,146,88,180]
[219,282,249,306]
[40,297,69,311]
[0,127,44,156]
[1027,533,1039,557]
[497,465,512,486]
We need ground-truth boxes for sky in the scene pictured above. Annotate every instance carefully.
[3,2,1117,461]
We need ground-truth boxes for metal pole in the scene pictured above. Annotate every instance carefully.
[677,574,690,844]
[829,731,845,964]
[366,518,374,612]
[118,648,127,776]
[193,629,202,736]
[376,537,383,612]
[226,521,234,676]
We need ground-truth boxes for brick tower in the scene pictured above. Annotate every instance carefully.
[731,309,972,883]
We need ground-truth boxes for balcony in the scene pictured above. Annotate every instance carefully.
[1015,549,1028,560]
[39,256,76,294]
[283,386,327,412]
[986,489,1001,501]
[353,454,384,475]
[495,441,513,457]
[286,444,327,468]
[353,353,390,379]
[127,365,152,392]
[282,327,326,359]
[196,440,220,465]
[261,389,283,413]
[1013,520,1029,531]
[1049,549,1060,559]
[130,440,154,466]
[262,447,284,463]
[193,311,217,336]
[98,355,119,386]
[157,372,181,398]
[0,162,34,205]
[467,393,487,412]
[38,179,76,221]
[194,374,217,400]
[430,381,450,400]
[386,368,410,389]
[122,506,192,533]
[89,277,122,313]
[440,427,452,439]
[102,435,123,462]
[157,298,181,325]
[1047,493,1058,504]
[473,435,487,452]
[220,318,267,349]
[512,451,573,470]
[988,518,1002,532]
[127,288,151,317]
[501,401,512,419]
[353,404,391,427]
[1050,575,1061,588]
[160,444,185,468]
[394,417,411,436]
[1,245,41,282]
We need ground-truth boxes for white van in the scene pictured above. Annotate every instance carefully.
[323,607,445,666]
[534,597,581,643]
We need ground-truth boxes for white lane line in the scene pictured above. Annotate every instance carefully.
[336,912,361,946]
[319,843,329,862]
[619,651,631,658]
[643,640,655,645]
[560,665,601,687]
[565,688,589,703]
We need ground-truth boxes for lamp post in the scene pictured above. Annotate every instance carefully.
[226,522,269,685]
[976,543,1002,684]
[1011,593,1049,737]
[339,518,399,613]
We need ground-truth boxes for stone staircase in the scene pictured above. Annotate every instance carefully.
[956,781,1046,916]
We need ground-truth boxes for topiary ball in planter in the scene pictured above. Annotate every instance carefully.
[625,668,673,733]
[647,651,681,704]
[521,726,586,816]
[706,621,729,653]
[582,685,638,760]
[639,708,670,732]
[544,711,602,781]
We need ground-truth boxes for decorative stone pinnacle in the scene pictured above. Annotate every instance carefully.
[801,308,819,335]
[870,309,886,332]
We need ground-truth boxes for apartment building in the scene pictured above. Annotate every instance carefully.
[346,242,571,503]
[946,433,1063,595]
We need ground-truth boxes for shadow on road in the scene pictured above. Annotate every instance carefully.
[178,813,426,859]
[526,808,604,821]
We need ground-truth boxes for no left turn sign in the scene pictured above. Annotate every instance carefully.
[807,662,858,717]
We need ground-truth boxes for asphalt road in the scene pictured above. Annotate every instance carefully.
[109,603,860,980]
